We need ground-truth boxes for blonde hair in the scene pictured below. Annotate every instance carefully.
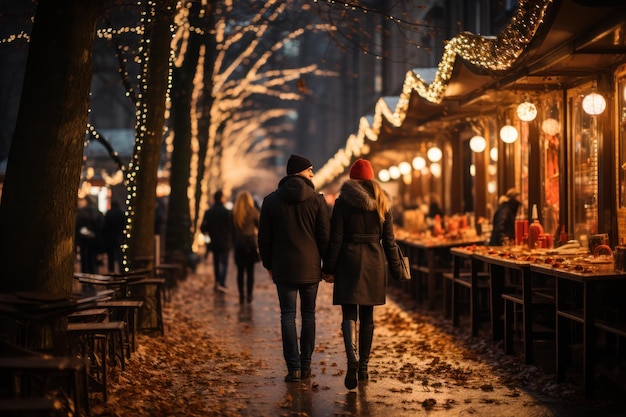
[372,181,390,222]
[233,191,256,228]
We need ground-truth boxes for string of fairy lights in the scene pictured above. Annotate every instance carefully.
[2,0,558,253]
[118,0,178,272]
[312,0,554,188]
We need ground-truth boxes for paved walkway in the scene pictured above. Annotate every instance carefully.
[98,257,621,416]
[155,261,612,417]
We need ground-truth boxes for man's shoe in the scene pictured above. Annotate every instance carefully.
[301,367,311,379]
[284,370,300,382]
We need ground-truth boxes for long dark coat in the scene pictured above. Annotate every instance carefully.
[489,198,521,246]
[200,202,234,252]
[258,175,331,285]
[323,180,403,306]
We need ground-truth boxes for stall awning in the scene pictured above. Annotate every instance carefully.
[314,0,626,189]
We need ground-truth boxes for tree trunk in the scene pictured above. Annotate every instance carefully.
[126,1,176,270]
[0,0,104,294]
[165,2,203,265]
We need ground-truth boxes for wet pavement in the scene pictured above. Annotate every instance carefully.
[157,259,622,417]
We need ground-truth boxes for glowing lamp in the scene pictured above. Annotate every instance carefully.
[412,156,426,170]
[582,93,606,115]
[427,146,442,162]
[541,118,560,136]
[469,135,486,153]
[389,166,401,180]
[517,102,537,122]
[398,161,412,175]
[430,163,441,178]
[490,147,498,162]
[378,169,390,182]
[499,125,518,143]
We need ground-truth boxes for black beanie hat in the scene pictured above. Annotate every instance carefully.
[286,154,312,175]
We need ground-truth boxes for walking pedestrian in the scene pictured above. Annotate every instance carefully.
[258,154,331,382]
[76,196,105,274]
[233,190,260,304]
[103,200,125,273]
[200,190,234,292]
[322,158,404,390]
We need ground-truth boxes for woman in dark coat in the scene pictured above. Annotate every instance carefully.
[323,159,404,389]
[233,190,260,304]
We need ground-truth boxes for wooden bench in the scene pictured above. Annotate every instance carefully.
[445,271,490,336]
[415,265,451,308]
[502,292,555,363]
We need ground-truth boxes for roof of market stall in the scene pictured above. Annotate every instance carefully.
[313,0,626,191]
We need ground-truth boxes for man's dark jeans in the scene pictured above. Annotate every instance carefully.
[212,250,229,287]
[276,282,319,372]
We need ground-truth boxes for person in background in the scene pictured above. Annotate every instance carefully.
[258,154,331,383]
[200,190,234,292]
[427,192,444,219]
[233,190,261,304]
[103,200,125,273]
[489,188,521,246]
[76,196,104,274]
[322,158,404,390]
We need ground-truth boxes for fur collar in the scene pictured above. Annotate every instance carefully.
[339,180,382,212]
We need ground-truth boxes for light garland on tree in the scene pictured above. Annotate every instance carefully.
[121,0,175,272]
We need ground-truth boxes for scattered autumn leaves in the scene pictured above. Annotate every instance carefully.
[89,267,587,417]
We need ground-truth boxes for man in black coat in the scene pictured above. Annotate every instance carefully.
[258,154,331,382]
[201,190,234,292]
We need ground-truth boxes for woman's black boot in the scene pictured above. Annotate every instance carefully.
[358,324,374,380]
[342,320,358,389]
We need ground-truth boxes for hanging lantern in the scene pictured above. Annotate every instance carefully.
[398,161,412,175]
[489,146,498,162]
[430,163,441,177]
[490,147,498,162]
[582,92,606,115]
[469,135,486,153]
[517,102,537,122]
[388,165,401,180]
[499,125,518,143]
[378,169,390,182]
[412,156,426,170]
[427,146,442,162]
[541,118,560,136]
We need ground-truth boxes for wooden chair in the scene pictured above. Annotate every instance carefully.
[128,277,166,336]
[0,355,90,416]
[96,300,144,354]
[66,321,126,402]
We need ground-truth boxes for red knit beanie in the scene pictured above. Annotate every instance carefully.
[349,159,374,180]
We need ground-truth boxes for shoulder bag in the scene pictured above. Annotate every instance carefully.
[397,245,411,280]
